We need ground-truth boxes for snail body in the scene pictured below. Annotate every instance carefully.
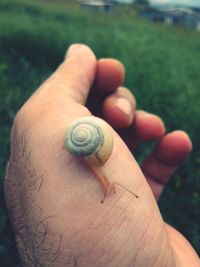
[64,116,138,202]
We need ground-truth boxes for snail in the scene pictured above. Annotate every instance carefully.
[64,116,138,202]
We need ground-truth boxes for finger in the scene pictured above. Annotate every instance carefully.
[131,111,166,145]
[87,59,125,111]
[39,44,97,105]
[141,131,192,200]
[118,111,165,150]
[102,87,136,128]
[93,58,125,93]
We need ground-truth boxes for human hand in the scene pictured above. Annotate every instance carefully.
[5,44,199,267]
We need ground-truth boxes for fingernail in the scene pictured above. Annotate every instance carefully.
[115,97,133,119]
[65,44,83,58]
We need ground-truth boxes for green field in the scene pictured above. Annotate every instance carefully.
[0,0,200,265]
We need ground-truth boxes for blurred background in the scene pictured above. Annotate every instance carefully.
[0,0,200,265]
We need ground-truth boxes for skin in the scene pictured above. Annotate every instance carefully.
[4,44,199,267]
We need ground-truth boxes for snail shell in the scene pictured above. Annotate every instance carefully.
[64,116,113,165]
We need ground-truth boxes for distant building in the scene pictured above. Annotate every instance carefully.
[112,0,134,4]
[141,6,200,31]
[183,13,200,31]
[191,7,200,14]
[80,1,113,13]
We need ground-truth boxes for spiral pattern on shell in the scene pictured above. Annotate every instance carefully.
[65,119,104,157]
[64,116,113,165]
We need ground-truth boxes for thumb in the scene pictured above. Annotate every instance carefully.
[37,44,97,105]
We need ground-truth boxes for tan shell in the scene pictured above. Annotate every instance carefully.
[64,116,113,165]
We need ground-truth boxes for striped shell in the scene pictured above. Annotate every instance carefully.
[64,117,113,165]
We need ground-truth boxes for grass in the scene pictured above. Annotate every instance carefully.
[0,0,200,265]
